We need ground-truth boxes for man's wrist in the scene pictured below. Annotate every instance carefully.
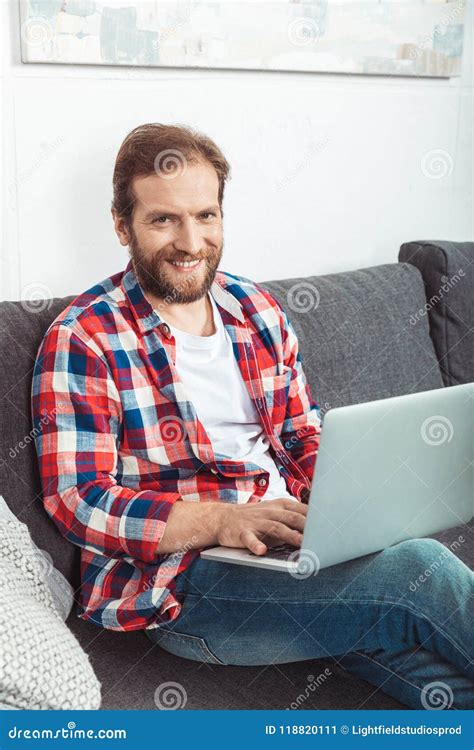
[159,501,233,554]
[211,502,232,546]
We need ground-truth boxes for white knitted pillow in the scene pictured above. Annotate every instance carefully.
[0,495,73,621]
[0,518,102,710]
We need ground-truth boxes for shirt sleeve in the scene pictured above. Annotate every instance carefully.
[278,307,322,492]
[31,323,180,563]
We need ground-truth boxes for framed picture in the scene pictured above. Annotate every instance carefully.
[20,1,466,77]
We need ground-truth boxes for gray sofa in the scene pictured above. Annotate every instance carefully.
[0,239,472,710]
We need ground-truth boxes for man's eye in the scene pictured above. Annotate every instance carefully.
[152,212,216,224]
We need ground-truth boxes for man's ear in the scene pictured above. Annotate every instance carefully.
[112,208,131,247]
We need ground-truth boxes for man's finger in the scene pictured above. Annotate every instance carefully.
[241,529,267,555]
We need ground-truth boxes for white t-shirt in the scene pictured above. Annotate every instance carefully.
[161,292,296,502]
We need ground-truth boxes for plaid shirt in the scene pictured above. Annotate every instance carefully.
[31,259,321,631]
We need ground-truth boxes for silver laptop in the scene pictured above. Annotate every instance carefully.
[200,383,474,575]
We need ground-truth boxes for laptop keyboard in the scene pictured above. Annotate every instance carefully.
[260,543,300,561]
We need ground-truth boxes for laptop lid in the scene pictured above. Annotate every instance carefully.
[303,383,474,570]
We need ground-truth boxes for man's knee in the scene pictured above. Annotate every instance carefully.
[395,537,460,581]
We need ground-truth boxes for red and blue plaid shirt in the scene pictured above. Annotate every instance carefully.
[31,259,321,631]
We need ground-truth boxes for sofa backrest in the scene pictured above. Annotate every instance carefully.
[261,262,444,419]
[0,251,457,585]
[0,297,78,585]
[399,240,474,388]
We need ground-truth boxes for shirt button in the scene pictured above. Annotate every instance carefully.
[257,477,268,487]
[210,468,218,474]
[160,323,171,337]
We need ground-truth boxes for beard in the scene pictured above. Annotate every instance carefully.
[127,226,223,305]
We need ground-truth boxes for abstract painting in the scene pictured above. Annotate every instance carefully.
[20,1,466,78]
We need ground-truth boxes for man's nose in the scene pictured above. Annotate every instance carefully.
[172,218,201,255]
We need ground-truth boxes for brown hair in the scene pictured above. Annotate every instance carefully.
[112,123,231,225]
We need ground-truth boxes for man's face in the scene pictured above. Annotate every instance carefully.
[117,159,224,304]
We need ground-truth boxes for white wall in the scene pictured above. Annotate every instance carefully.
[1,0,472,301]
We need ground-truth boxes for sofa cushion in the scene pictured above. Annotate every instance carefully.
[260,262,444,419]
[65,615,404,710]
[399,240,474,387]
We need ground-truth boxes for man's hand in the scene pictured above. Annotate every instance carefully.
[216,498,307,556]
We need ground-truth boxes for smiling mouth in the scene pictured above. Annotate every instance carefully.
[167,258,203,268]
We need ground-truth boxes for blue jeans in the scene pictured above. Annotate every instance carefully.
[145,538,474,709]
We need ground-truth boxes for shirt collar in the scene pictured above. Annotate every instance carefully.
[121,258,246,333]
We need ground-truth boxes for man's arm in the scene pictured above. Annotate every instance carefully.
[31,323,183,562]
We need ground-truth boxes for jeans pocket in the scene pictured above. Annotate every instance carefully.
[147,627,226,666]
